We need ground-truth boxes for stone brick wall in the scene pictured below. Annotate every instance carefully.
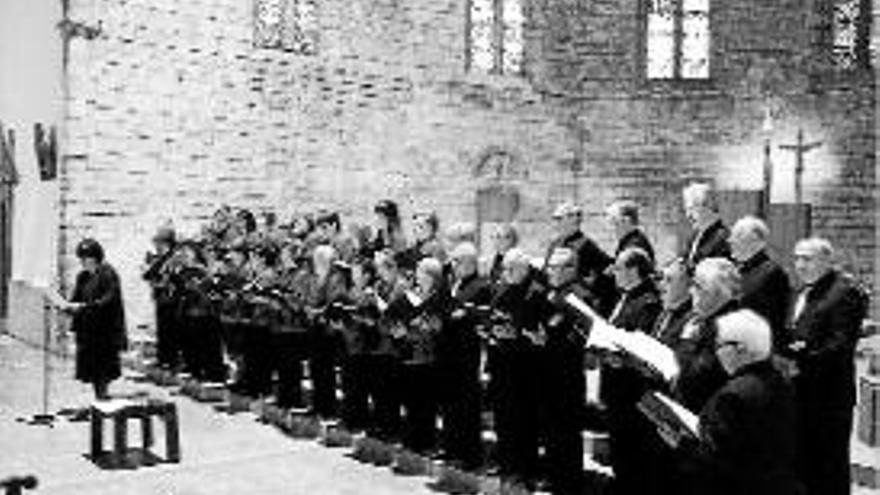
[61,0,876,329]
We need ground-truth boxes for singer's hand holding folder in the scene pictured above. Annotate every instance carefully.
[565,293,680,382]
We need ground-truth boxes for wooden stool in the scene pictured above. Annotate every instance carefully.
[90,398,181,466]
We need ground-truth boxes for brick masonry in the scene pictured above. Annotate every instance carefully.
[60,0,876,330]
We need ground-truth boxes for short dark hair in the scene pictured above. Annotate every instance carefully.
[619,247,654,279]
[315,211,341,231]
[256,243,280,267]
[613,200,640,225]
[374,200,400,226]
[75,238,105,262]
[236,209,257,233]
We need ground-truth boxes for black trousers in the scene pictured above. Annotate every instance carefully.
[271,331,309,408]
[341,353,371,429]
[155,303,181,369]
[309,327,339,417]
[797,407,853,495]
[440,369,483,469]
[365,354,402,439]
[401,362,439,454]
[492,343,540,482]
[181,314,226,382]
[240,323,273,396]
[540,343,585,495]
[603,365,666,495]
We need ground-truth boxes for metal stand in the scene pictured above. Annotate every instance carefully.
[23,302,57,427]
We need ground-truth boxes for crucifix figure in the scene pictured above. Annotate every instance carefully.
[779,129,822,206]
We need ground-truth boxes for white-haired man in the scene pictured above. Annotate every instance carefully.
[675,257,741,411]
[729,216,792,349]
[681,183,731,270]
[787,238,867,495]
[439,242,494,469]
[677,309,798,495]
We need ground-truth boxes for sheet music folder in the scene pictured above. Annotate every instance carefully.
[42,289,69,309]
[564,293,680,382]
[637,391,700,446]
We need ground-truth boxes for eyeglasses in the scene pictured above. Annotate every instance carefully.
[547,263,575,271]
[714,340,739,351]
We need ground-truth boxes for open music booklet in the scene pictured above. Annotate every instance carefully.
[637,391,701,445]
[564,293,680,382]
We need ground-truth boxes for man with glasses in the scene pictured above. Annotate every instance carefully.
[786,238,867,495]
[676,309,798,495]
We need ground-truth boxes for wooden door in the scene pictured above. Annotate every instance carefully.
[475,185,520,252]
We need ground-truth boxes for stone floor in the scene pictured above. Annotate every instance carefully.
[1,329,878,494]
[0,333,438,495]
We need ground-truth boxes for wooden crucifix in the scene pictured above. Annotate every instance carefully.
[779,129,822,207]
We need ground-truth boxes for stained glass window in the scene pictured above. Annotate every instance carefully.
[646,0,710,80]
[832,0,860,69]
[254,0,318,54]
[501,0,525,74]
[646,0,676,79]
[467,0,524,75]
[469,0,495,72]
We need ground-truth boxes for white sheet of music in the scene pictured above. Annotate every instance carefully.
[404,290,422,307]
[655,392,700,437]
[616,331,680,382]
[374,293,389,313]
[565,293,679,381]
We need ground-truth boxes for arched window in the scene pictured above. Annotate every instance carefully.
[254,0,319,54]
[831,0,870,69]
[467,0,524,75]
[646,0,710,80]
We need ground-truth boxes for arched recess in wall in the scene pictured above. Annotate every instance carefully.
[471,146,526,251]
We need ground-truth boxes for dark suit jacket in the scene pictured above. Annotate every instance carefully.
[609,280,662,333]
[684,220,731,271]
[685,360,799,495]
[788,270,866,410]
[441,274,494,382]
[652,299,693,349]
[545,230,617,316]
[616,228,655,265]
[738,250,792,351]
[602,281,663,405]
